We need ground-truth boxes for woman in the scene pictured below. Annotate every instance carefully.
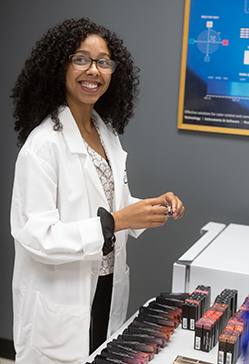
[10,18,184,363]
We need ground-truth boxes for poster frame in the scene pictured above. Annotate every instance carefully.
[177,0,249,136]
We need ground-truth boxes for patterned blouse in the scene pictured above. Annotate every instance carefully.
[83,122,115,276]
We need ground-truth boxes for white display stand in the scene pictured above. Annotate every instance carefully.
[172,222,249,307]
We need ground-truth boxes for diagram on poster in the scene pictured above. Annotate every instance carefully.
[178,0,249,136]
[189,22,228,62]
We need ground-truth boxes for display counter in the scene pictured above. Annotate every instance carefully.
[86,222,249,364]
[86,299,244,364]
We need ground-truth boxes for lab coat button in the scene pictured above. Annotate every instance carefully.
[91,268,98,275]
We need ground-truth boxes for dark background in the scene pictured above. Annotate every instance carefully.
[1,0,248,344]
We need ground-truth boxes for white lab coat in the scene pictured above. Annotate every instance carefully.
[10,106,143,363]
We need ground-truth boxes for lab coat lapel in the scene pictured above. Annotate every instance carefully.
[110,145,127,211]
[93,110,127,211]
[59,106,108,207]
[59,106,85,154]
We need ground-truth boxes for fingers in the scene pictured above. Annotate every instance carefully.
[172,200,185,220]
[157,192,185,220]
[173,203,185,220]
[140,202,169,226]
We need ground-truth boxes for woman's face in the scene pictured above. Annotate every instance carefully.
[65,34,112,110]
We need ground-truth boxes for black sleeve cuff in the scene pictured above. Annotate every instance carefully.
[97,207,116,256]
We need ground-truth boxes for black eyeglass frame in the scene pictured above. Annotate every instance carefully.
[69,51,117,74]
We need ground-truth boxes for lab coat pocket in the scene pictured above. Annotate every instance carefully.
[31,292,90,362]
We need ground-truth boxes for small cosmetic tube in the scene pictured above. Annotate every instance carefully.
[159,292,190,301]
[148,301,181,320]
[126,325,167,347]
[100,348,145,364]
[194,319,204,350]
[202,321,213,352]
[156,295,184,309]
[137,313,175,328]
[132,318,173,340]
[182,301,190,330]
[94,355,126,364]
[119,332,160,354]
[106,342,149,363]
[226,332,240,364]
[139,306,179,327]
[122,329,164,351]
[189,302,199,331]
[113,338,155,361]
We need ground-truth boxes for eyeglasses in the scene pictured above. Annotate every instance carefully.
[69,52,116,74]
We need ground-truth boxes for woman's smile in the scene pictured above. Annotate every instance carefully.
[79,80,101,91]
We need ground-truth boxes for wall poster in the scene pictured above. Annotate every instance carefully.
[178,0,249,136]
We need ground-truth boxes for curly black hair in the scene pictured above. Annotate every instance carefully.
[11,18,140,145]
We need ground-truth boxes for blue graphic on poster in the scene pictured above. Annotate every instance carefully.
[182,0,249,131]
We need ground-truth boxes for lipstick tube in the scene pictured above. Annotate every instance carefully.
[100,348,146,364]
[119,332,160,354]
[112,339,154,361]
[132,318,173,340]
[149,301,181,320]
[106,342,149,363]
[122,329,164,350]
[137,313,175,328]
[139,306,179,327]
[127,323,168,346]
[94,355,126,364]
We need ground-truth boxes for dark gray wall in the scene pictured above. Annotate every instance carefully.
[1,0,249,341]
